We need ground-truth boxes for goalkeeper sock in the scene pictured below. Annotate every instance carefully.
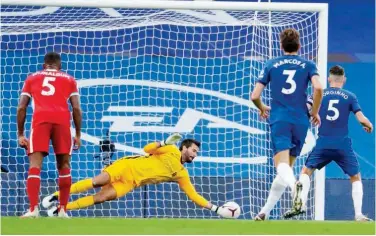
[260,174,287,216]
[299,174,310,207]
[67,196,95,210]
[277,163,296,191]
[58,168,71,211]
[54,178,93,197]
[352,180,363,217]
[27,167,41,211]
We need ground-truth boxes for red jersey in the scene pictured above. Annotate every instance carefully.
[21,69,79,127]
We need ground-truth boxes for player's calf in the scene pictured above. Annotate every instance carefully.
[93,186,117,204]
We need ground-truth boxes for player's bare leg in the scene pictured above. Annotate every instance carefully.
[55,154,71,218]
[21,152,44,218]
[43,171,111,209]
[47,184,118,217]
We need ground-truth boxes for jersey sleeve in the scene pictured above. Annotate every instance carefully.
[308,62,320,79]
[21,77,32,98]
[350,94,362,114]
[177,170,209,208]
[143,142,180,155]
[256,64,271,86]
[69,78,79,97]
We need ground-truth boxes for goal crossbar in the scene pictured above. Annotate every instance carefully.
[3,0,327,12]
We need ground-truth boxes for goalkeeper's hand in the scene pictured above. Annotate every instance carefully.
[210,204,228,218]
[161,133,182,146]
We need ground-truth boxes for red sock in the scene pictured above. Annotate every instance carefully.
[27,167,41,211]
[58,168,71,211]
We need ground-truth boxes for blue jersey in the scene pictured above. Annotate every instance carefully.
[308,87,361,149]
[258,55,319,125]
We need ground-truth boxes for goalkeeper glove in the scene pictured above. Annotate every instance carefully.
[210,204,228,218]
[161,133,182,146]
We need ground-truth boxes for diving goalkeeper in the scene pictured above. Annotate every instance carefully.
[42,133,229,217]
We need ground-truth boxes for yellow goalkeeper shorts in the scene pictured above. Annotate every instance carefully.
[103,159,136,197]
[110,181,135,198]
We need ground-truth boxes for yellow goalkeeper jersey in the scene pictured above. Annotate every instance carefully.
[104,142,208,208]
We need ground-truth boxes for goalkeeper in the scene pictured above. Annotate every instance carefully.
[42,133,228,217]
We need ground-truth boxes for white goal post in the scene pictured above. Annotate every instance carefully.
[0,0,328,220]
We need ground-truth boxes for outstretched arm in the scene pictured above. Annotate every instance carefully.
[355,111,373,133]
[178,176,212,209]
[177,176,229,217]
[143,133,182,155]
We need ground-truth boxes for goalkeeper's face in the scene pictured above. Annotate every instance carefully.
[182,143,200,164]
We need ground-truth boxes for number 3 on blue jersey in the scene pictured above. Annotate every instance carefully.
[281,70,297,94]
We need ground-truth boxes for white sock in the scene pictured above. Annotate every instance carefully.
[277,163,296,191]
[352,181,363,217]
[299,174,311,208]
[260,175,288,216]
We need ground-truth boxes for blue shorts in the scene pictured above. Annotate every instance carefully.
[305,148,359,176]
[270,121,309,157]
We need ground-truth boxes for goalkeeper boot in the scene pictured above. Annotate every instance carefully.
[47,206,58,217]
[254,213,266,221]
[292,181,303,212]
[20,206,39,218]
[355,215,373,222]
[42,194,58,209]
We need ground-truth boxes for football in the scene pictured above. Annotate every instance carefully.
[220,201,241,219]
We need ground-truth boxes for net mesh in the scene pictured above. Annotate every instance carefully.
[1,6,319,219]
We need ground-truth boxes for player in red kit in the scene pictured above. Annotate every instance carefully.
[17,52,82,218]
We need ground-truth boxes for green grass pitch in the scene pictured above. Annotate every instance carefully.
[1,217,375,235]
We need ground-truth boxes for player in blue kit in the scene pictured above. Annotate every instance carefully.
[283,65,373,221]
[251,28,323,220]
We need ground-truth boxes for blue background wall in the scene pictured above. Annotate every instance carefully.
[1,0,375,220]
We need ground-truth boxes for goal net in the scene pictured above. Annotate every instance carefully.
[0,1,327,219]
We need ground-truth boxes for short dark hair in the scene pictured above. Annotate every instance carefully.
[179,139,201,151]
[329,65,345,76]
[280,28,300,53]
[44,52,61,65]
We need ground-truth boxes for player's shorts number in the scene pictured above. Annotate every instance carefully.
[281,70,297,94]
[41,76,56,96]
[326,99,340,121]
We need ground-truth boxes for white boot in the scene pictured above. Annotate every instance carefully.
[20,207,39,218]
[58,208,70,219]
[355,214,373,222]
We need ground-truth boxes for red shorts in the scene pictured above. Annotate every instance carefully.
[28,123,72,156]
